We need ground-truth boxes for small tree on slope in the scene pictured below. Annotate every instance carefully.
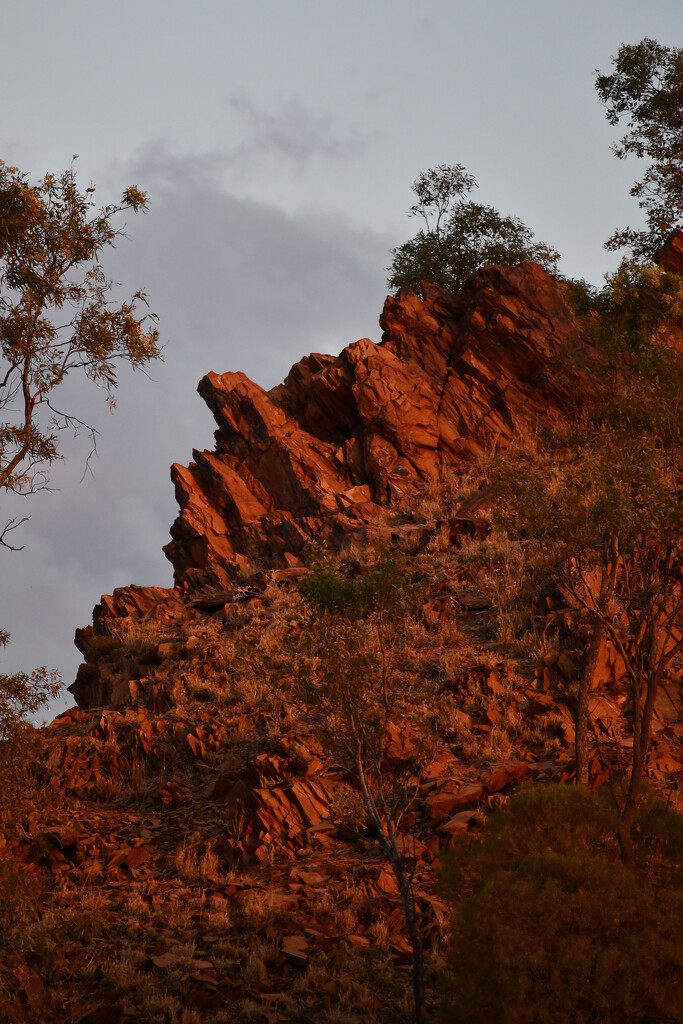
[493,264,683,867]
[286,546,431,1024]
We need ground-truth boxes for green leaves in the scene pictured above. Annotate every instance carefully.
[299,543,414,620]
[596,39,683,259]
[388,164,559,296]
[0,160,160,496]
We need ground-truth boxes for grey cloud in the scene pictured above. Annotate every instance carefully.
[3,147,392,713]
[227,95,370,168]
[111,144,392,387]
[119,94,371,200]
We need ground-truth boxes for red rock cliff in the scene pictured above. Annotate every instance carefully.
[163,262,592,591]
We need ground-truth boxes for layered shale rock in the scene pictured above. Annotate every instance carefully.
[165,262,592,591]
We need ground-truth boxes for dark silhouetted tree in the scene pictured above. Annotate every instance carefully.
[439,785,683,1024]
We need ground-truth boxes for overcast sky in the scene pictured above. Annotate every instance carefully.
[2,0,683,719]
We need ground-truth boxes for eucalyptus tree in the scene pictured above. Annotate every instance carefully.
[596,38,683,259]
[388,163,559,296]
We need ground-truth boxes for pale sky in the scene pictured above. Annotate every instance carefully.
[2,0,683,717]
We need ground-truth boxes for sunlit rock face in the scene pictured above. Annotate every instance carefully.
[69,261,595,708]
[655,228,683,274]
[164,262,593,591]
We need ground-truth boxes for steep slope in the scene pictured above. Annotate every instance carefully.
[7,260,683,1024]
[13,483,683,1023]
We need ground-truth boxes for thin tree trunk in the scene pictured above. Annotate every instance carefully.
[575,619,605,786]
[354,750,428,1024]
[387,845,428,1024]
[620,667,662,869]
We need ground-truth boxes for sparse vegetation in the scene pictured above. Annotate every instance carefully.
[0,629,61,856]
[288,544,431,1024]
[493,260,683,862]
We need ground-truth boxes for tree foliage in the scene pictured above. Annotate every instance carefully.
[596,38,683,259]
[439,786,683,1024]
[387,164,560,296]
[492,266,683,860]
[0,160,161,508]
[0,629,61,829]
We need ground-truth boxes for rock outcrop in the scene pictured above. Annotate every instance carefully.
[70,261,594,708]
[164,263,592,591]
[655,227,683,273]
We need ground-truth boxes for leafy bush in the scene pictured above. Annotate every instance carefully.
[0,632,61,830]
[439,785,683,1024]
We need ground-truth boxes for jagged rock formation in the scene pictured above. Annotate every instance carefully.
[164,262,593,591]
[69,261,596,708]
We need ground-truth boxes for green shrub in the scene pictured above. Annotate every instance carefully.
[439,785,683,1024]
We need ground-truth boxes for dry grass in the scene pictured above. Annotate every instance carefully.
[457,526,525,567]
[395,465,489,524]
[174,834,224,884]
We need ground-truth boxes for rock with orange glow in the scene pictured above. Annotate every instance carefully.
[164,262,592,591]
[655,228,683,273]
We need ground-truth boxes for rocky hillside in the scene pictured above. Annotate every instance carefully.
[71,261,593,711]
[2,260,682,1024]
